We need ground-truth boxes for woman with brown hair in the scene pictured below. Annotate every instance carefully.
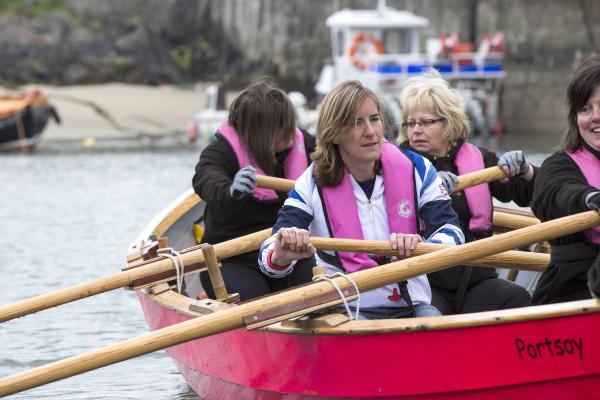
[258,80,464,319]
[531,53,600,304]
[192,79,316,301]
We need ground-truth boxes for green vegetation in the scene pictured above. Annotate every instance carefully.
[0,0,72,17]
[106,55,132,70]
[195,37,215,60]
[170,45,192,71]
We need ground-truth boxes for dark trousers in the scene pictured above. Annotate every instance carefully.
[200,256,316,301]
[432,278,531,315]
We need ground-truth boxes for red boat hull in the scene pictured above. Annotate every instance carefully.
[137,291,600,399]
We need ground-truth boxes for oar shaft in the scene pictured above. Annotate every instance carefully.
[310,238,549,272]
[0,228,271,323]
[1,211,598,397]
[347,211,600,296]
[493,211,540,230]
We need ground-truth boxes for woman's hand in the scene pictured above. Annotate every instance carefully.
[230,165,257,198]
[271,227,316,266]
[389,233,423,259]
[497,150,534,181]
[437,170,459,195]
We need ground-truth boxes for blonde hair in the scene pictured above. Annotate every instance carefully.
[398,69,470,147]
[311,80,383,186]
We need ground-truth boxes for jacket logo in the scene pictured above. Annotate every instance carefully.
[397,199,413,218]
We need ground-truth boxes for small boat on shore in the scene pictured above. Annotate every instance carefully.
[0,90,60,152]
[130,189,600,400]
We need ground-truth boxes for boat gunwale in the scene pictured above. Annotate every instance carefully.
[140,283,600,335]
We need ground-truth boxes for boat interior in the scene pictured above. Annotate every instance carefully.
[127,189,600,336]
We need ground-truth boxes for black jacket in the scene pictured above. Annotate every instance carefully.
[404,140,537,290]
[530,144,600,304]
[192,130,316,261]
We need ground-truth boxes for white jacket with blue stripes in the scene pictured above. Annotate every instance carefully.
[258,149,464,309]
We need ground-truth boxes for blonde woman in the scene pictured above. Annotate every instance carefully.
[399,70,534,314]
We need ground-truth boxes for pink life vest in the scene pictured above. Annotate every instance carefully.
[567,147,600,244]
[321,141,417,272]
[217,121,308,201]
[455,142,493,231]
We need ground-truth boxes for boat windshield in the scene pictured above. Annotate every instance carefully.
[383,29,411,54]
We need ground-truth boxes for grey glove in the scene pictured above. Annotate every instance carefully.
[437,170,459,194]
[497,150,529,176]
[585,191,600,210]
[230,165,257,198]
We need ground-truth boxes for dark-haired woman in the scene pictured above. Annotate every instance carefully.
[531,53,600,304]
[192,80,316,301]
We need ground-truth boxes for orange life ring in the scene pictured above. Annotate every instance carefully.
[349,33,383,70]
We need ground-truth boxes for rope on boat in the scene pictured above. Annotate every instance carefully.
[157,247,185,294]
[312,272,361,320]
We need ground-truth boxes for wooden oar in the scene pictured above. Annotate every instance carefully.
[0,210,598,397]
[258,172,540,231]
[256,166,506,194]
[0,227,546,324]
[493,205,540,230]
[453,166,506,192]
[311,237,549,272]
[0,214,542,324]
[0,228,272,324]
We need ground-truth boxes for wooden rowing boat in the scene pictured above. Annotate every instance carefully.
[131,189,600,399]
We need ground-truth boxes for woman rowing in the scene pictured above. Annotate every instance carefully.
[531,53,600,304]
[258,80,464,319]
[399,70,534,314]
[192,79,316,301]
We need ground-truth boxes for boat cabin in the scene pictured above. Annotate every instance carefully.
[316,0,505,136]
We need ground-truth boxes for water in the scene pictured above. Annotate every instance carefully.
[0,144,202,399]
[0,131,555,399]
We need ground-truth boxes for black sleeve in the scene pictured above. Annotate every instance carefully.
[589,253,600,298]
[191,135,240,207]
[483,147,538,206]
[530,151,595,221]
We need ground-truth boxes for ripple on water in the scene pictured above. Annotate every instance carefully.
[0,148,201,399]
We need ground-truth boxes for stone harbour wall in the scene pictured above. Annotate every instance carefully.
[0,0,597,135]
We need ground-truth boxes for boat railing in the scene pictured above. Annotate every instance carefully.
[365,51,505,81]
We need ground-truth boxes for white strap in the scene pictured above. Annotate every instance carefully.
[312,272,361,320]
[157,247,185,294]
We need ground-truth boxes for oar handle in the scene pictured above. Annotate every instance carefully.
[256,166,507,195]
[454,166,506,192]
[256,175,294,192]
